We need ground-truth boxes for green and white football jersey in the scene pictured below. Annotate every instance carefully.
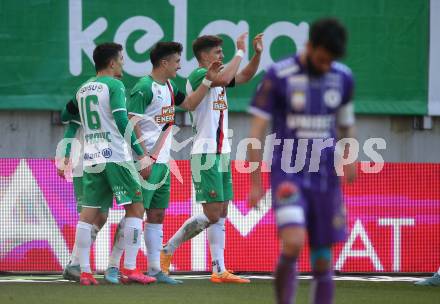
[74,76,132,167]
[186,67,231,155]
[127,76,184,163]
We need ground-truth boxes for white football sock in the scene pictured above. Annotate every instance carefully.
[91,224,100,242]
[123,217,143,270]
[145,223,163,275]
[108,217,126,269]
[437,267,440,275]
[70,224,101,266]
[70,242,79,266]
[208,217,226,274]
[75,221,92,273]
[164,214,210,255]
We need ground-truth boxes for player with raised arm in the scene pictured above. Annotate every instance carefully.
[104,42,221,285]
[248,18,356,304]
[65,42,155,285]
[161,33,263,283]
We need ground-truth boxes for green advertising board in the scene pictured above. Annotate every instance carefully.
[0,0,429,114]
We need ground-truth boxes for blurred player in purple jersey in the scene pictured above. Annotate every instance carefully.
[248,18,356,304]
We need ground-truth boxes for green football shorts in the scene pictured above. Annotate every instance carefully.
[190,153,233,203]
[73,176,110,213]
[141,163,170,209]
[81,161,143,210]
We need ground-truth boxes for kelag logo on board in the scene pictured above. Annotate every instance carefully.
[68,0,309,77]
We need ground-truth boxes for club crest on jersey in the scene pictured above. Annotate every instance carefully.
[290,91,306,111]
[155,105,175,124]
[324,89,341,108]
[213,89,227,111]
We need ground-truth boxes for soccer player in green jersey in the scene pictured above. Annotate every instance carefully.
[105,42,221,284]
[161,33,264,283]
[64,42,155,285]
[57,104,108,282]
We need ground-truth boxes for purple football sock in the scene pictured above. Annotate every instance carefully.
[274,254,297,304]
[311,269,334,304]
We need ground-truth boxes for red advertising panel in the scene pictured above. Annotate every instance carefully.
[0,159,438,273]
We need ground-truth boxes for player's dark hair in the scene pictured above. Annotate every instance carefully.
[150,42,183,68]
[309,18,347,58]
[192,35,223,61]
[93,42,123,72]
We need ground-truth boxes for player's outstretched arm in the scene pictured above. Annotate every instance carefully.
[248,115,269,208]
[235,33,263,85]
[209,32,247,87]
[179,61,222,111]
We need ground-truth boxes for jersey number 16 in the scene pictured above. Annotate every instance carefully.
[80,95,101,130]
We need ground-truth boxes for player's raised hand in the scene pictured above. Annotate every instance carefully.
[236,32,248,52]
[253,33,264,54]
[206,60,223,81]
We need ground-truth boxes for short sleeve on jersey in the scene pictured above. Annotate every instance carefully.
[226,78,236,88]
[108,79,127,113]
[248,68,278,120]
[128,80,153,115]
[61,99,81,124]
[342,72,354,106]
[188,68,207,91]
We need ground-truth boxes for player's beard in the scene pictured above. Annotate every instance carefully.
[306,55,324,77]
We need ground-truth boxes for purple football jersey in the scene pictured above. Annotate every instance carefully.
[249,55,354,192]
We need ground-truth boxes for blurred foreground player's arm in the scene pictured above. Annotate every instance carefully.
[247,69,278,208]
[336,74,356,183]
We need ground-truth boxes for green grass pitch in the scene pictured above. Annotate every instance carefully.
[0,278,438,304]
